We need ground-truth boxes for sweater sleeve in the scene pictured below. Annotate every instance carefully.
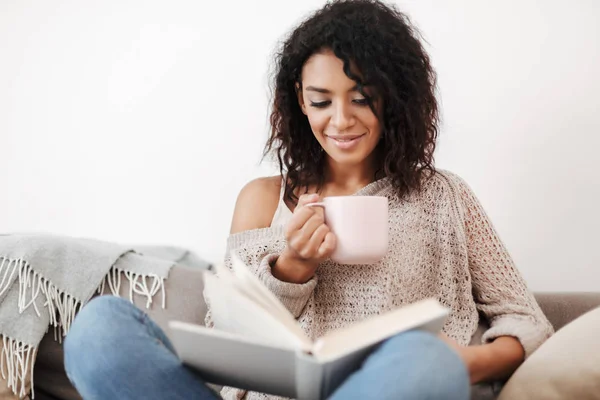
[447,173,554,358]
[204,227,317,328]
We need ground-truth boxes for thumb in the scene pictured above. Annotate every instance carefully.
[297,193,320,208]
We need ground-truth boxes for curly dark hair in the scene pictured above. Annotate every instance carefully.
[264,0,439,204]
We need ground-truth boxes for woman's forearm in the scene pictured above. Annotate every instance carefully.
[465,336,525,384]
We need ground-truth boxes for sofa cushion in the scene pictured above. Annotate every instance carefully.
[498,306,600,400]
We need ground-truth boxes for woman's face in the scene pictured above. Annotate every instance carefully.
[298,50,382,169]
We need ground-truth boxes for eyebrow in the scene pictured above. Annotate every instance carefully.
[305,84,361,94]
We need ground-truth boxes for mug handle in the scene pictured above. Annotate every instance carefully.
[305,202,326,209]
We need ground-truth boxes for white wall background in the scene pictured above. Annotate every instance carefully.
[1,0,598,291]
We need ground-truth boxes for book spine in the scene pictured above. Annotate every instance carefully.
[294,351,324,400]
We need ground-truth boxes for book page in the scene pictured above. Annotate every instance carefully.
[312,298,449,361]
[205,266,312,352]
[212,261,285,317]
[229,253,296,322]
[212,255,310,343]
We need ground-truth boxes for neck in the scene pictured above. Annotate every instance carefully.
[322,157,378,195]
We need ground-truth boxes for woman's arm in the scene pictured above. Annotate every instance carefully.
[229,176,281,234]
[441,334,524,383]
[209,176,331,321]
[443,172,553,383]
[231,177,335,285]
[468,337,524,383]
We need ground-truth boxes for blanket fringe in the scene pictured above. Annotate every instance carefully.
[15,261,83,344]
[1,256,167,399]
[0,336,35,399]
[0,258,20,299]
[97,268,166,309]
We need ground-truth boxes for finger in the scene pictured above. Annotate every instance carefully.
[318,232,337,258]
[285,206,318,238]
[300,212,325,237]
[305,224,330,256]
[298,193,326,222]
[307,201,325,220]
[297,193,320,208]
[295,224,328,260]
[289,213,325,256]
[285,194,321,237]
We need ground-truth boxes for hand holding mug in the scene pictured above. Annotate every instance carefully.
[273,194,337,283]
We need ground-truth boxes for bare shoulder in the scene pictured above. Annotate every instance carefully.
[230,176,283,234]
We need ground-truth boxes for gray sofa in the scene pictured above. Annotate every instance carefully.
[31,263,600,400]
[471,292,600,399]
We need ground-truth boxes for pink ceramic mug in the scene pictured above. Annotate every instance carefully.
[307,196,388,264]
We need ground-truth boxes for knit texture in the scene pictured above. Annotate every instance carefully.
[206,170,554,400]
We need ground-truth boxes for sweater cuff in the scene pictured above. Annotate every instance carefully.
[481,315,553,358]
[256,254,317,318]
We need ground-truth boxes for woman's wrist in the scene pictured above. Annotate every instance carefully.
[271,250,318,284]
[462,343,513,384]
[460,345,488,384]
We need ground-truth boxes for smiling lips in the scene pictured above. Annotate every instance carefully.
[324,133,366,150]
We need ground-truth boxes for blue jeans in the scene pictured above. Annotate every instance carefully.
[64,296,470,400]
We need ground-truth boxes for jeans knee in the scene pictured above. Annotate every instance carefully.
[64,296,140,381]
[375,330,470,399]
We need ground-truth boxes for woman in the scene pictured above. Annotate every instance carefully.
[64,1,553,399]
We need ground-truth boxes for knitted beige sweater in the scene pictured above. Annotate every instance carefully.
[207,170,553,400]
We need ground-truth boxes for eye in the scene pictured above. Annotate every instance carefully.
[353,98,369,106]
[310,101,331,108]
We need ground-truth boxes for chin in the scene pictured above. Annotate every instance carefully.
[326,150,372,166]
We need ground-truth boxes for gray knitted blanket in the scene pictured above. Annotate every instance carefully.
[0,234,176,398]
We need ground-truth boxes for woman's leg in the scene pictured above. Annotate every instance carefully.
[64,296,220,400]
[329,330,470,400]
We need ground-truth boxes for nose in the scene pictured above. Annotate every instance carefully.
[330,102,355,131]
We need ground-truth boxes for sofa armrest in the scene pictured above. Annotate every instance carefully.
[534,292,600,331]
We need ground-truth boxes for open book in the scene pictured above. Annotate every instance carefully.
[168,254,449,400]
